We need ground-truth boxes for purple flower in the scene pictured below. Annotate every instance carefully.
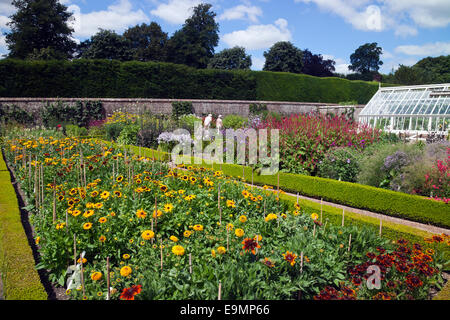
[347,159,351,164]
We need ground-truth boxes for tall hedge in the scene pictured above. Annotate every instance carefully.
[0,59,382,103]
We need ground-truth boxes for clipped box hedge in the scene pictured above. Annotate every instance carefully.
[112,143,450,228]
[0,153,47,300]
[0,59,387,104]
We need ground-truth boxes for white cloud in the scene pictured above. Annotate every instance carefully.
[222,18,292,51]
[383,0,450,28]
[321,54,352,75]
[0,0,15,16]
[297,0,450,35]
[395,41,450,56]
[67,0,149,38]
[219,5,263,23]
[295,0,384,31]
[0,15,10,29]
[150,0,202,24]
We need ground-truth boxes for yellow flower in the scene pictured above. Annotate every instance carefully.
[141,230,155,240]
[217,246,226,255]
[35,236,40,245]
[183,230,192,238]
[226,199,236,208]
[164,203,174,213]
[98,216,107,223]
[172,245,185,256]
[120,266,132,277]
[136,209,147,219]
[311,213,319,220]
[83,210,94,218]
[211,249,216,258]
[239,215,247,223]
[83,222,93,230]
[170,236,179,242]
[235,228,244,238]
[123,254,130,260]
[265,213,278,222]
[99,235,106,242]
[152,209,163,219]
[193,224,204,231]
[226,223,234,231]
[95,202,103,209]
[91,272,102,281]
[100,191,110,200]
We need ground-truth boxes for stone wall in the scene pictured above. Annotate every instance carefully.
[0,97,364,120]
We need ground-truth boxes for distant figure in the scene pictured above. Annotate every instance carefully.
[216,115,223,133]
[204,114,213,130]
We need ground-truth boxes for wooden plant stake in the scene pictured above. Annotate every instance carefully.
[106,257,110,300]
[52,178,56,224]
[296,193,299,205]
[218,281,222,300]
[73,234,77,266]
[379,219,383,237]
[160,240,163,271]
[313,223,316,238]
[80,254,85,296]
[300,252,304,273]
[341,208,345,227]
[348,234,352,252]
[226,227,229,251]
[34,161,38,210]
[218,184,222,225]
[189,253,192,274]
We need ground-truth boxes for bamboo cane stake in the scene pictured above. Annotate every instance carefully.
[189,253,192,274]
[313,223,316,238]
[52,178,56,224]
[73,234,77,266]
[379,219,383,237]
[160,239,163,271]
[80,254,85,297]
[348,234,352,252]
[300,252,304,273]
[341,208,345,227]
[106,257,110,300]
[218,281,222,300]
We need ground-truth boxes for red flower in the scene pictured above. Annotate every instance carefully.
[120,285,142,300]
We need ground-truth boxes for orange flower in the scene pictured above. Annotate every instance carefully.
[283,251,297,266]
[242,238,260,255]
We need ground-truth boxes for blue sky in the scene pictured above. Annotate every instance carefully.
[1,0,450,74]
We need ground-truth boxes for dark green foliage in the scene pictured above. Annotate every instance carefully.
[302,49,335,77]
[0,59,382,103]
[317,147,360,182]
[263,41,303,74]
[208,46,252,70]
[40,100,104,128]
[0,104,34,125]
[222,114,247,129]
[65,124,88,137]
[166,3,219,69]
[349,42,383,74]
[6,0,76,59]
[79,29,133,61]
[172,101,194,120]
[249,103,268,115]
[123,22,168,62]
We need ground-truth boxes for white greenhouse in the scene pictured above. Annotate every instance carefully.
[359,83,450,135]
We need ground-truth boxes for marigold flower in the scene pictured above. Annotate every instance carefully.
[98,216,107,223]
[311,213,319,220]
[120,266,132,277]
[136,209,147,219]
[283,251,297,266]
[170,236,179,242]
[83,222,93,230]
[193,224,203,231]
[91,272,102,281]
[99,235,106,242]
[235,228,244,237]
[265,213,278,222]
[242,238,260,255]
[226,200,236,208]
[239,215,247,223]
[217,246,226,255]
[172,245,185,256]
[141,230,155,240]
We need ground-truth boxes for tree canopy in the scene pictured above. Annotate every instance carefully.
[207,46,251,70]
[301,49,335,77]
[123,22,168,62]
[263,41,303,74]
[79,29,133,61]
[166,3,219,69]
[5,0,77,59]
[349,42,383,74]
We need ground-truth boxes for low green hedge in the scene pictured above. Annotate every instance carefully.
[0,153,47,300]
[112,143,450,228]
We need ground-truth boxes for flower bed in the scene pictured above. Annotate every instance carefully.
[2,134,448,300]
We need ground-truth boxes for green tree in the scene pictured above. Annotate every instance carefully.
[79,29,133,61]
[392,64,431,85]
[413,55,450,84]
[123,22,168,62]
[5,0,77,59]
[301,49,335,77]
[166,3,219,69]
[207,46,251,70]
[349,42,383,74]
[263,41,303,73]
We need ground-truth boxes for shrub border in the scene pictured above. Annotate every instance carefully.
[0,151,47,300]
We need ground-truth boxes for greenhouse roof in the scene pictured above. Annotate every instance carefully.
[360,83,450,117]
[359,83,450,133]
